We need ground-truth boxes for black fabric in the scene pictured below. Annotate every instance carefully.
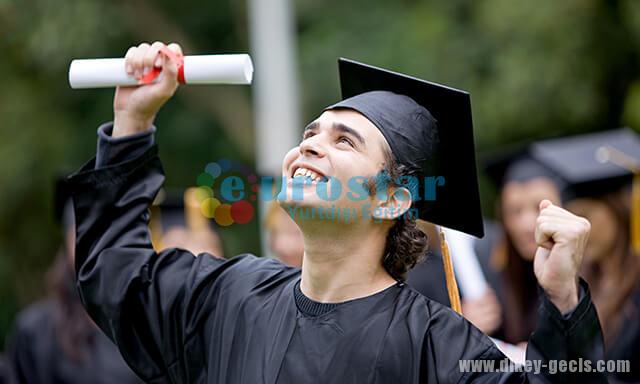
[604,284,640,383]
[0,355,7,384]
[325,59,484,238]
[95,122,155,168]
[406,250,451,306]
[5,300,143,384]
[293,281,341,317]
[67,143,608,383]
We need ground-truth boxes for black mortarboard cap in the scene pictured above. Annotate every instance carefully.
[529,128,640,254]
[325,58,484,238]
[482,145,567,197]
[530,128,640,198]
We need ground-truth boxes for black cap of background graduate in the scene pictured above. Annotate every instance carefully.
[530,128,640,254]
[324,58,484,238]
[530,128,640,198]
[482,145,568,201]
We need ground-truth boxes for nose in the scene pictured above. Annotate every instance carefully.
[299,134,326,158]
[515,206,538,238]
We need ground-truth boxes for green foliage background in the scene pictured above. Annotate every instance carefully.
[1,0,640,346]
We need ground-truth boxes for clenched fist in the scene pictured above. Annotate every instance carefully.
[534,199,591,313]
[113,42,183,138]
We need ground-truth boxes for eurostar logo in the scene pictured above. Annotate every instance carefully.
[194,159,257,226]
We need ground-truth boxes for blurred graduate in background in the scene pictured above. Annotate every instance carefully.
[458,128,640,380]
[149,187,224,258]
[264,201,304,268]
[5,178,143,384]
[463,148,565,345]
[530,128,640,383]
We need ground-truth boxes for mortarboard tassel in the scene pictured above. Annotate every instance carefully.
[439,229,462,314]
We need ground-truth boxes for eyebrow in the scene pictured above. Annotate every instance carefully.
[333,122,366,147]
[302,121,366,147]
[303,121,320,132]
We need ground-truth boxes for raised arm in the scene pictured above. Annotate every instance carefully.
[67,42,226,382]
[423,201,607,383]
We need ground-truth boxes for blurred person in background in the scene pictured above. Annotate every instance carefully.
[531,128,640,383]
[5,179,143,384]
[149,188,224,258]
[264,201,304,268]
[466,151,565,345]
[0,355,6,384]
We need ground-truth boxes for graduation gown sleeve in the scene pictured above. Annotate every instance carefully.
[419,280,606,383]
[68,143,197,381]
[65,131,290,383]
[68,124,304,384]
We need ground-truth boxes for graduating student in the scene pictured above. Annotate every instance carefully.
[471,150,567,343]
[531,128,640,383]
[66,42,605,383]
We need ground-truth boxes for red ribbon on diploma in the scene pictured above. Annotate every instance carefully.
[139,45,185,85]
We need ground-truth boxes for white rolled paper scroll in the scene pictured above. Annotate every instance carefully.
[442,228,489,300]
[68,54,253,89]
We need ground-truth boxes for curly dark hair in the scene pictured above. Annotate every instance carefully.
[372,148,429,281]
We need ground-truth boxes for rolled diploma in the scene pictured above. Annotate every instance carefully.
[68,54,253,89]
[442,228,489,300]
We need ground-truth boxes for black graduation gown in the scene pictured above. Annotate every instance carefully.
[5,300,143,384]
[406,251,451,306]
[67,145,607,383]
[605,284,640,383]
[0,354,7,384]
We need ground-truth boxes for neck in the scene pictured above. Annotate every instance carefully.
[298,218,396,303]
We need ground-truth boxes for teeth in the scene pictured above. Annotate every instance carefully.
[293,167,325,182]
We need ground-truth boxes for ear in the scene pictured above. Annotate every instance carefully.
[372,186,413,221]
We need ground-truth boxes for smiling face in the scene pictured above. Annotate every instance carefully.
[279,109,395,224]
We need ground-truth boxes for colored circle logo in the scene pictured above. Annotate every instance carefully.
[194,160,257,226]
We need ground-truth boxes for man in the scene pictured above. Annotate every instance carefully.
[67,42,605,383]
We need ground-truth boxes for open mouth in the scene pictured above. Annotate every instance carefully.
[291,165,329,183]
